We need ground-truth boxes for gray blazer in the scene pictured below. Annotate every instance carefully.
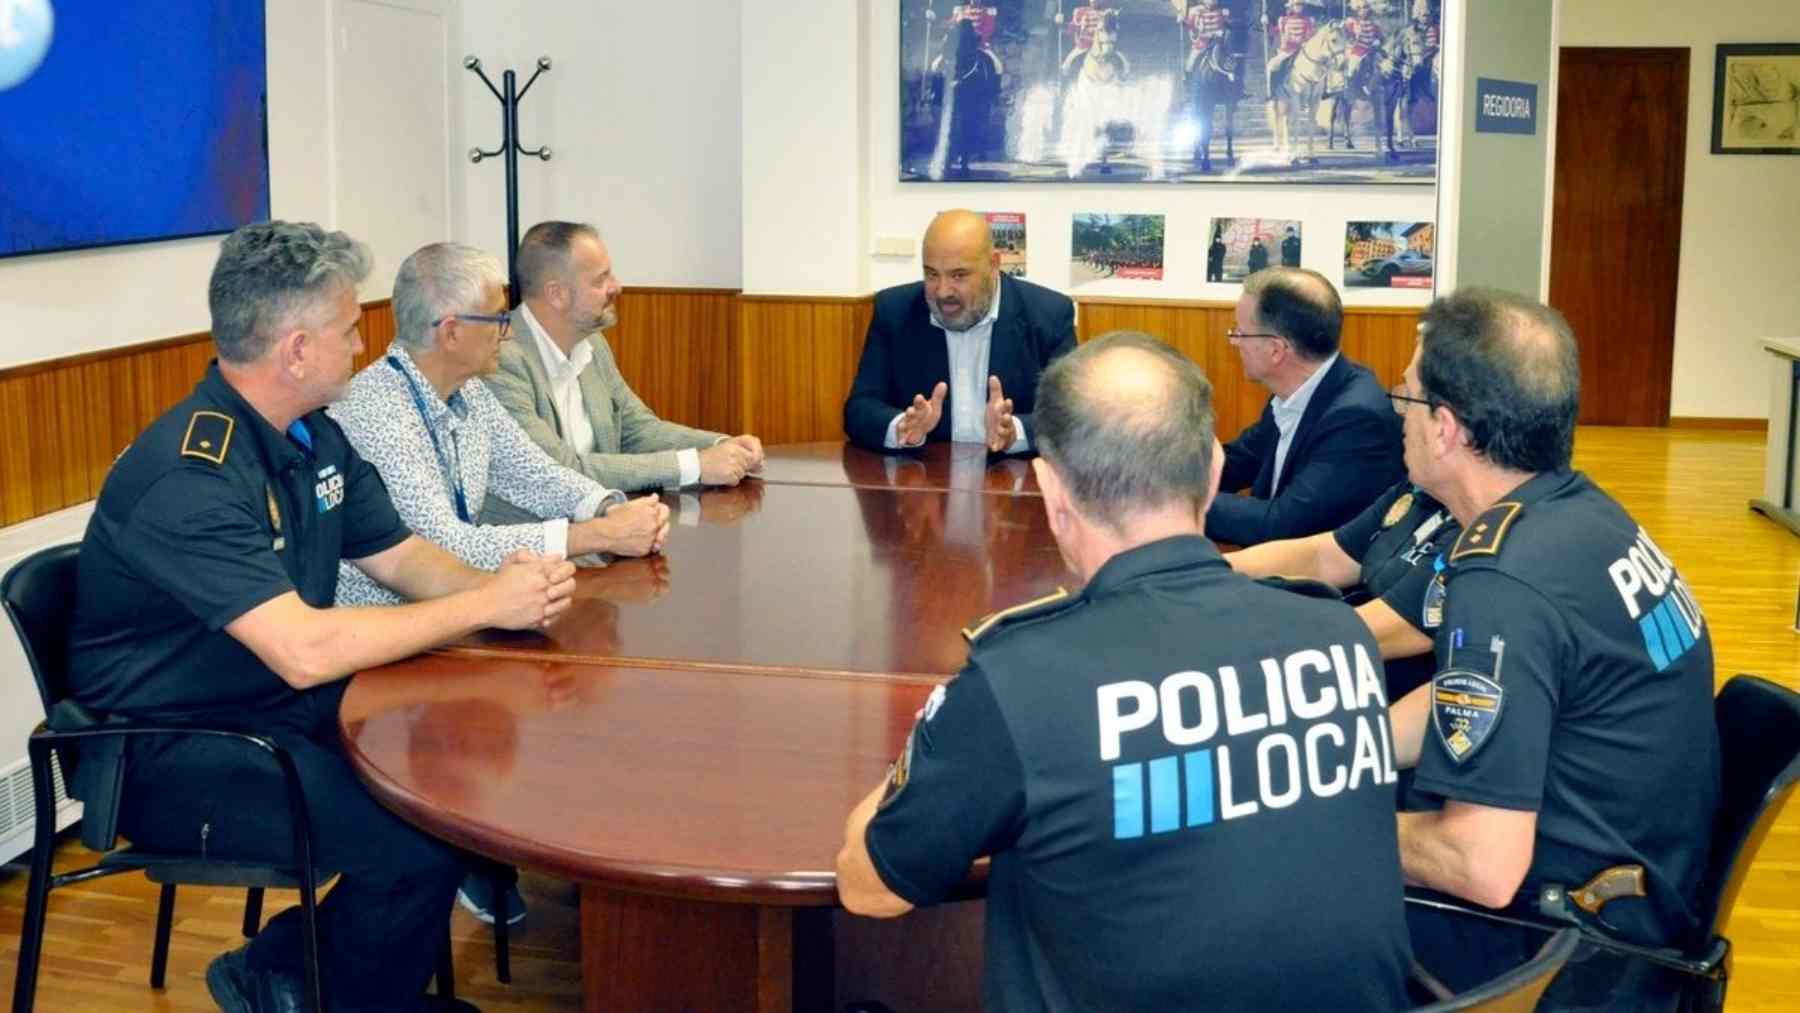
[482,324,726,516]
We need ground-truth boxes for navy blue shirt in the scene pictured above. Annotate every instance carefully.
[865,536,1413,1012]
[1414,469,1720,945]
[1333,480,1462,698]
[69,363,409,721]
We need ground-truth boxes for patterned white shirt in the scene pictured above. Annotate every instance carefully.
[328,344,625,606]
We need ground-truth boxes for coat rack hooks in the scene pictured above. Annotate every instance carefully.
[464,55,553,305]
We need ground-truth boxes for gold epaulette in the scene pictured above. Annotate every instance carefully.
[179,411,235,465]
[962,587,1074,644]
[1448,500,1522,563]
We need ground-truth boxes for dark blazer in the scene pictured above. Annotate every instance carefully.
[1206,355,1404,547]
[844,274,1078,452]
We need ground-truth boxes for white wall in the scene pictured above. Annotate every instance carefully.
[0,2,335,369]
[1559,0,1800,420]
[459,1,743,289]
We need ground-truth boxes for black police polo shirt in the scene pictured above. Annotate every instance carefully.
[865,535,1413,1012]
[1412,469,1721,945]
[1334,480,1463,698]
[69,363,410,720]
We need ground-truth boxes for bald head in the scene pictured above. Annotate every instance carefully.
[921,209,1000,331]
[1035,332,1217,530]
[1242,266,1343,360]
[924,209,995,263]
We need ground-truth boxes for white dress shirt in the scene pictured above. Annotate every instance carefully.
[1269,352,1338,496]
[518,304,702,487]
[884,284,1031,453]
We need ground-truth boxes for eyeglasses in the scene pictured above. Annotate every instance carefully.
[1388,383,1434,415]
[1225,328,1285,343]
[432,313,512,337]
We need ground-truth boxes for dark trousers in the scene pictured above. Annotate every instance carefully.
[1407,903,1688,1012]
[116,684,461,1013]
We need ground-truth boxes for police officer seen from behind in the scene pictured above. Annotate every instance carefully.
[1388,289,1721,1010]
[837,331,1413,1012]
[68,221,579,1013]
[1228,479,1461,702]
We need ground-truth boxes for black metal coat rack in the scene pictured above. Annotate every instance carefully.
[464,55,552,305]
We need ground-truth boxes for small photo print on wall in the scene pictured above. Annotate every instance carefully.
[985,212,1028,277]
[1207,218,1300,283]
[1071,213,1166,286]
[1344,221,1434,289]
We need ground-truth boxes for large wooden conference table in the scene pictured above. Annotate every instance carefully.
[339,442,1065,1012]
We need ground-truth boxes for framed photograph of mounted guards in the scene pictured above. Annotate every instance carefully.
[1711,44,1800,155]
[897,0,1440,185]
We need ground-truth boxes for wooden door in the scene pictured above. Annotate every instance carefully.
[1549,48,1688,426]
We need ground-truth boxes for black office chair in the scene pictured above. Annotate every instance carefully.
[1411,927,1580,1012]
[1405,673,1800,1013]
[4,543,336,1012]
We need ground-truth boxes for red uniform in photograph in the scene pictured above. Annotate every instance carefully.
[950,4,998,47]
[1186,4,1231,55]
[1068,3,1110,51]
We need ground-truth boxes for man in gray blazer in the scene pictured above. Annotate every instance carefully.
[483,221,763,522]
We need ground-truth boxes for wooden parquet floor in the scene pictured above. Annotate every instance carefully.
[0,426,1796,1011]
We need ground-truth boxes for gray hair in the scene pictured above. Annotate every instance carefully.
[515,220,600,299]
[208,221,372,363]
[391,242,507,351]
[1034,331,1217,530]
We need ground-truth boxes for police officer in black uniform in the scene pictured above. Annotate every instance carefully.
[836,331,1414,1012]
[1229,478,1462,701]
[1388,289,1720,1009]
[67,221,577,1013]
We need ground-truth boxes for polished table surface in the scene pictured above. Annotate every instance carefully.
[449,480,1065,678]
[341,442,1054,1010]
[755,440,1041,495]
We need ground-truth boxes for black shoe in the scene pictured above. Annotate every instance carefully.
[456,872,526,927]
[415,998,482,1012]
[206,943,305,1013]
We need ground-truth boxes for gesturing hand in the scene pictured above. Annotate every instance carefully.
[984,375,1017,452]
[896,382,948,447]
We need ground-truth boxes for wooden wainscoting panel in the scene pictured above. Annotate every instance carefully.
[0,301,395,527]
[1075,297,1421,443]
[737,296,874,444]
[610,288,740,437]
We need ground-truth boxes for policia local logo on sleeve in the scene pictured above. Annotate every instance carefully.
[1097,643,1397,840]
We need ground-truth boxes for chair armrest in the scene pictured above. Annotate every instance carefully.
[27,723,315,872]
[1403,888,1726,979]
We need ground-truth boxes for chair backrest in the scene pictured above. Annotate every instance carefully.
[1413,928,1580,1012]
[1,542,81,714]
[1694,673,1800,942]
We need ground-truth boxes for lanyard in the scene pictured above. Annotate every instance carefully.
[387,356,470,523]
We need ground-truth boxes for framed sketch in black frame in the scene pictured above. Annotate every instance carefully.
[1711,43,1800,155]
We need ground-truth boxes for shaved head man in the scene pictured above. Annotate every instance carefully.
[844,209,1077,455]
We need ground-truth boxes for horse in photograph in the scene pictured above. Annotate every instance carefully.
[929,19,1003,178]
[1392,25,1439,147]
[1324,40,1399,159]
[1266,19,1346,165]
[1058,14,1137,175]
[1186,37,1244,173]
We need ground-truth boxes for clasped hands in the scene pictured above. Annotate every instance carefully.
[896,376,1018,452]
